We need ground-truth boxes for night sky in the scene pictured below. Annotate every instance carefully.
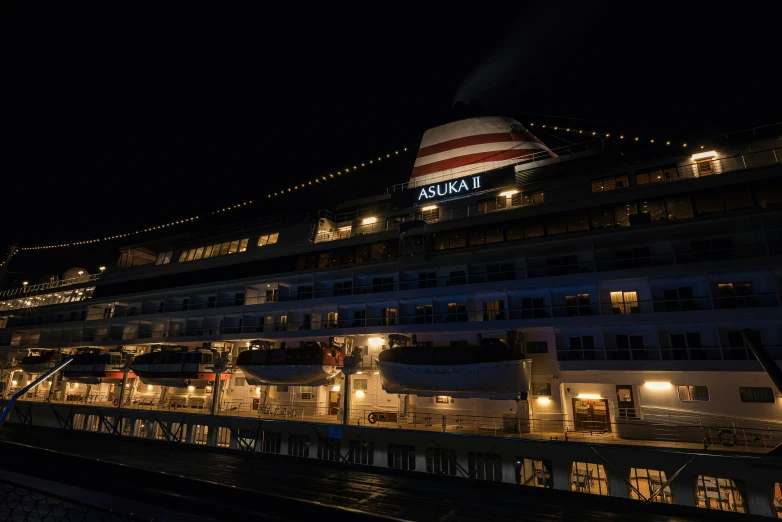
[2,3,778,281]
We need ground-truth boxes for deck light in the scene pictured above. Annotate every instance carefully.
[576,393,601,400]
[421,205,438,211]
[644,381,672,390]
[368,337,384,348]
[499,190,519,197]
[355,390,365,398]
[332,385,341,392]
[362,217,378,225]
[536,397,551,404]
[188,385,195,392]
[691,151,717,161]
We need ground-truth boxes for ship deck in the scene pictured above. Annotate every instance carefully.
[0,424,760,522]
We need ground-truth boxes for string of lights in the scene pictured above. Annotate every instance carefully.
[529,122,707,149]
[16,145,408,251]
[266,147,408,198]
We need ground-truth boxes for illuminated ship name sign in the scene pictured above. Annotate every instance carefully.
[417,175,481,201]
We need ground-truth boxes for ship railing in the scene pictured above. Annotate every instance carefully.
[557,345,782,362]
[0,273,99,298]
[10,393,782,454]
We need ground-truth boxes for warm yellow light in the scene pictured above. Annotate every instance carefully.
[355,390,365,398]
[373,371,379,375]
[644,381,672,390]
[73,383,79,388]
[188,385,195,392]
[338,226,352,231]
[499,190,519,197]
[99,266,106,271]
[577,393,601,400]
[536,397,551,404]
[421,205,438,211]
[256,387,261,393]
[355,371,363,375]
[206,386,212,392]
[368,337,384,348]
[147,384,153,390]
[691,150,717,161]
[362,217,378,225]
[11,380,17,386]
[332,385,341,392]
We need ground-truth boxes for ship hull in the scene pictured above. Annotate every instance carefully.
[238,364,339,386]
[377,359,532,399]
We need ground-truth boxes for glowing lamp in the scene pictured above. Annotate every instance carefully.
[644,381,672,390]
[499,190,519,197]
[536,397,551,404]
[576,393,601,400]
[368,337,384,348]
[421,205,438,211]
[691,151,717,161]
[355,390,365,398]
[362,217,378,225]
[188,385,195,392]
[332,385,341,392]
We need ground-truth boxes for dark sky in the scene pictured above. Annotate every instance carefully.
[1,2,779,279]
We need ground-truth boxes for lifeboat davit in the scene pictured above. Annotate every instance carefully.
[236,341,343,386]
[20,350,59,373]
[377,338,532,400]
[130,348,229,387]
[61,350,135,385]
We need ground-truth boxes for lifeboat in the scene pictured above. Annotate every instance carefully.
[236,341,343,385]
[61,349,135,385]
[130,348,229,387]
[377,338,532,399]
[20,350,59,373]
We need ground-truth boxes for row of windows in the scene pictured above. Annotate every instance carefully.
[591,157,719,194]
[178,238,249,263]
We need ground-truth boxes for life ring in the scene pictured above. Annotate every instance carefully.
[718,430,736,447]
[367,412,378,424]
[113,398,119,406]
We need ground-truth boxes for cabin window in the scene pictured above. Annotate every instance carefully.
[629,469,673,503]
[155,251,173,265]
[591,175,629,193]
[261,431,281,453]
[233,377,245,387]
[415,305,433,324]
[216,427,230,447]
[426,447,457,476]
[483,300,505,321]
[353,378,368,391]
[522,190,544,205]
[609,291,639,314]
[636,166,678,185]
[381,308,398,326]
[317,437,341,461]
[417,207,440,221]
[678,385,709,402]
[258,233,279,246]
[531,383,551,397]
[348,441,374,465]
[571,462,609,495]
[276,385,289,393]
[517,458,551,488]
[191,425,209,445]
[695,475,745,513]
[468,452,502,482]
[334,280,353,296]
[387,444,416,470]
[739,387,775,403]
[525,341,548,354]
[300,386,313,399]
[435,396,451,403]
[447,303,467,322]
[288,434,310,457]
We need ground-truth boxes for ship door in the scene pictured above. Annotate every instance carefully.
[328,391,340,415]
[616,385,637,419]
[571,398,611,432]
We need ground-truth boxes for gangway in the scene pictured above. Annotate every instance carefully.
[0,356,74,429]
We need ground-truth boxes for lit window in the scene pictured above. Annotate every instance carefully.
[233,377,246,387]
[517,458,551,488]
[193,247,204,260]
[591,175,629,193]
[695,475,745,513]
[203,245,213,258]
[219,242,230,255]
[570,462,609,495]
[629,468,673,503]
[228,240,239,254]
[238,238,249,252]
[155,251,173,265]
[610,291,639,314]
[739,387,775,403]
[258,233,279,246]
[435,396,451,403]
[677,385,709,402]
[353,378,368,391]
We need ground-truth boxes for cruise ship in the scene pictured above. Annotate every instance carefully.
[1,116,781,518]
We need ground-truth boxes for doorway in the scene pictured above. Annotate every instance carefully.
[571,398,611,432]
[616,385,637,419]
[329,391,340,415]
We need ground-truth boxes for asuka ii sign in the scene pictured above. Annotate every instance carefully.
[417,175,482,201]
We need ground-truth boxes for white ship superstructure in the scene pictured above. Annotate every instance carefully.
[1,116,781,517]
